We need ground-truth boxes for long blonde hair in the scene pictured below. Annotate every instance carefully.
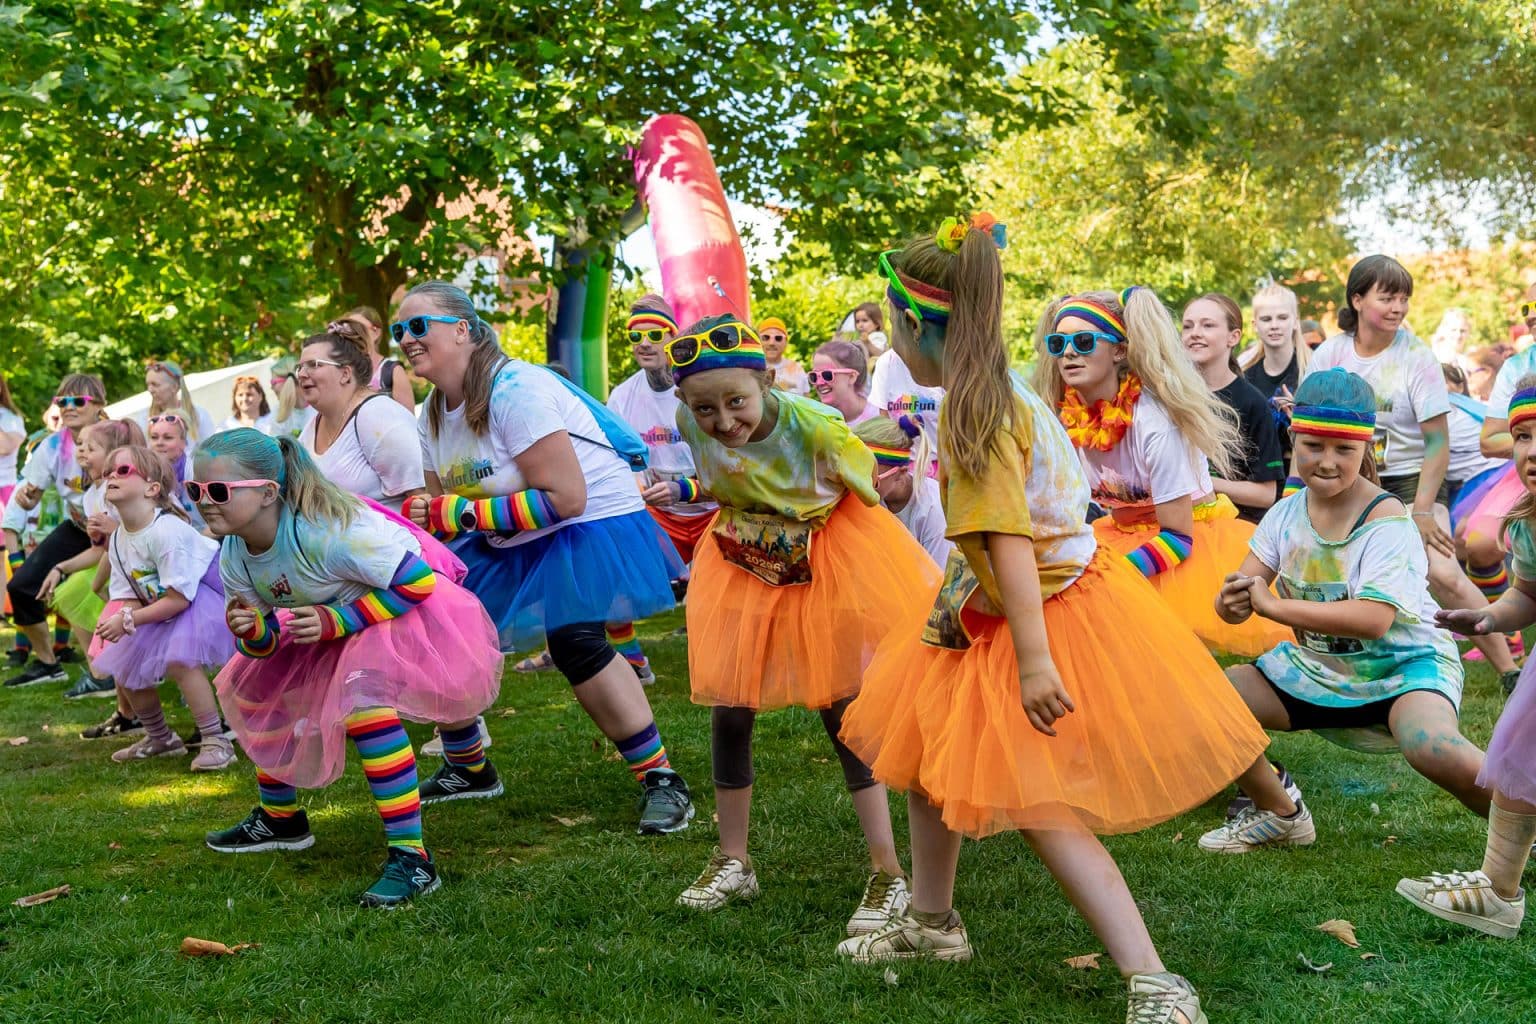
[146,361,202,439]
[1240,283,1310,375]
[1032,288,1240,478]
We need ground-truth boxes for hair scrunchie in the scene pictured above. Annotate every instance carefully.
[896,414,923,439]
[935,213,1009,254]
[1119,286,1144,307]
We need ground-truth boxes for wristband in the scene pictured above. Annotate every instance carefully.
[232,609,279,658]
[675,477,702,503]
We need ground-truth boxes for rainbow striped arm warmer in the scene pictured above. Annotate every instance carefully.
[463,489,563,536]
[233,610,280,659]
[424,494,472,537]
[1124,528,1194,578]
[315,552,437,641]
[1282,476,1305,497]
[674,477,702,503]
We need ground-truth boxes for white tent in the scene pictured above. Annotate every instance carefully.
[105,358,277,424]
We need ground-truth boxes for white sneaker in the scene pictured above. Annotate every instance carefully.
[846,871,911,937]
[835,910,973,963]
[1198,802,1316,853]
[677,849,758,911]
[419,716,493,759]
[190,736,239,772]
[1125,973,1207,1024]
[1395,869,1525,939]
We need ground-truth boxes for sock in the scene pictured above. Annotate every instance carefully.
[1468,562,1510,601]
[257,769,299,819]
[15,630,29,656]
[132,695,174,745]
[615,721,669,782]
[345,708,425,857]
[605,623,648,670]
[1481,801,1536,900]
[53,614,70,655]
[439,722,486,774]
[191,706,222,743]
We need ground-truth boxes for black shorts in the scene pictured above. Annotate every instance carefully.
[1255,663,1454,731]
[1380,472,1451,509]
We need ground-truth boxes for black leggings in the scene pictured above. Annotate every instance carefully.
[546,621,618,686]
[7,521,90,627]
[712,698,876,793]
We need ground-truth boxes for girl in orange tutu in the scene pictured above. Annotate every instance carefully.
[1032,287,1291,658]
[669,313,941,938]
[837,217,1287,1024]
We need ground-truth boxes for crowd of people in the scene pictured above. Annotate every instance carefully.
[3,226,1533,1024]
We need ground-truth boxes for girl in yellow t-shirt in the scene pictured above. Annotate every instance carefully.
[837,216,1283,1024]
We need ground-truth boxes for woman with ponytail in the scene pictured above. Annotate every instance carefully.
[194,429,503,908]
[851,415,950,565]
[1034,287,1290,657]
[400,281,696,836]
[839,217,1281,1024]
[141,361,216,442]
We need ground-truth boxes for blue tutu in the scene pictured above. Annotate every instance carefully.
[451,510,683,652]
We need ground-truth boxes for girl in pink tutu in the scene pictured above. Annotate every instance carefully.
[195,428,503,908]
[88,445,236,771]
[1404,381,1536,939]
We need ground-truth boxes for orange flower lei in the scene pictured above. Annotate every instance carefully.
[1059,373,1142,451]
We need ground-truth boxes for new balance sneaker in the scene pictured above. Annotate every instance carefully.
[419,760,503,805]
[3,659,67,687]
[1224,761,1301,821]
[1125,973,1208,1024]
[190,736,239,773]
[205,807,315,853]
[359,847,441,908]
[110,733,188,762]
[835,909,973,963]
[676,849,759,910]
[846,870,911,937]
[63,672,116,699]
[419,716,493,758]
[1396,869,1525,939]
[81,710,141,739]
[638,767,694,834]
[1199,802,1317,853]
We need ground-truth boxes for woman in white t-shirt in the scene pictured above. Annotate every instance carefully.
[266,356,317,441]
[1034,288,1289,658]
[868,348,943,475]
[812,340,879,426]
[0,376,27,513]
[221,374,276,435]
[297,328,425,504]
[400,281,694,834]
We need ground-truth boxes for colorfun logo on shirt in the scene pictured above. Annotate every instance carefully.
[441,457,495,493]
[885,395,938,414]
[642,425,684,446]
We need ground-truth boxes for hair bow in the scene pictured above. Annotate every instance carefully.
[934,212,1008,254]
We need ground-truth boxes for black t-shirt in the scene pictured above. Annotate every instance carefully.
[1244,351,1300,465]
[1215,376,1286,523]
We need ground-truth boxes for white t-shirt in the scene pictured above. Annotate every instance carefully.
[0,408,25,488]
[301,396,424,501]
[1076,391,1212,514]
[869,350,944,458]
[82,480,117,532]
[606,370,714,517]
[1486,346,1536,420]
[220,504,419,612]
[893,474,952,567]
[1447,404,1501,483]
[418,360,643,548]
[222,414,276,435]
[106,513,218,603]
[21,431,88,515]
[769,360,810,396]
[1305,330,1450,479]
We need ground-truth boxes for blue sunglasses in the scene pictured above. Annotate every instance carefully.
[389,315,465,344]
[1046,331,1124,358]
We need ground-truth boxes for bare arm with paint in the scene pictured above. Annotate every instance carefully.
[1413,414,1453,558]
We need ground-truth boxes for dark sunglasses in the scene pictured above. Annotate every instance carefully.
[389,315,464,344]
[1045,331,1123,358]
[1521,302,1536,319]
[54,395,98,409]
[665,323,756,367]
[184,478,276,504]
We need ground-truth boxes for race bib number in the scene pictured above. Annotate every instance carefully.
[921,550,998,651]
[1278,575,1364,655]
[712,509,812,587]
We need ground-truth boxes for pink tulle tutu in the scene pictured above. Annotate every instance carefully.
[90,563,235,690]
[361,496,468,582]
[1458,463,1522,550]
[1480,664,1536,804]
[214,574,503,789]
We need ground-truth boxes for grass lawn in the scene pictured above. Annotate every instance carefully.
[1,610,1533,1023]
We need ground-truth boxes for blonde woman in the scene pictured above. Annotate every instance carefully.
[142,361,216,441]
[1242,283,1310,467]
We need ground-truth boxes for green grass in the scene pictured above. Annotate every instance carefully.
[1,612,1533,1023]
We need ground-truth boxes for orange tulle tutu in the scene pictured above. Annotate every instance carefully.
[1093,498,1290,658]
[840,547,1270,838]
[687,496,942,710]
[648,506,716,564]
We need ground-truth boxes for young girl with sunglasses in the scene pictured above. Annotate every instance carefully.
[197,428,503,907]
[142,360,216,442]
[86,445,237,770]
[668,313,939,934]
[811,340,879,426]
[838,220,1280,1024]
[400,281,694,835]
[1034,289,1291,658]
[1400,380,1536,938]
[852,415,951,566]
[222,375,275,434]
[146,410,205,529]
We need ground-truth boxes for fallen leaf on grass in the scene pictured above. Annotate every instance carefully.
[553,814,594,828]
[1382,836,1397,846]
[180,937,260,957]
[1171,832,1183,844]
[1360,952,1382,961]
[107,842,122,850]
[1296,953,1333,974]
[1063,953,1102,970]
[13,884,69,907]
[7,736,28,746]
[882,968,899,986]
[1317,919,1360,948]
[498,708,518,717]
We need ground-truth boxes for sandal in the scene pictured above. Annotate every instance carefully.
[513,650,554,673]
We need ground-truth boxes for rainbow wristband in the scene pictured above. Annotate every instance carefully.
[675,477,702,503]
[234,611,279,659]
[1124,528,1193,578]
[425,494,472,537]
[316,553,437,641]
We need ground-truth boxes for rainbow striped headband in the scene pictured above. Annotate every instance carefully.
[1290,405,1376,441]
[1509,387,1536,431]
[867,443,913,467]
[1053,299,1126,342]
[628,311,677,334]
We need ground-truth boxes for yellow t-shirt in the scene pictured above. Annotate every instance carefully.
[940,372,1097,606]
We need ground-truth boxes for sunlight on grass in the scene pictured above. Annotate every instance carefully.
[117,773,245,809]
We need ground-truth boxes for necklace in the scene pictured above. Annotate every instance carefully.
[1059,373,1141,451]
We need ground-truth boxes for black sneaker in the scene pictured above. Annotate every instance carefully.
[6,648,27,668]
[182,719,238,749]
[419,760,503,805]
[81,710,142,739]
[359,847,441,908]
[638,767,694,835]
[4,659,68,687]
[1225,761,1300,821]
[205,807,315,853]
[63,672,116,699]
[55,647,78,664]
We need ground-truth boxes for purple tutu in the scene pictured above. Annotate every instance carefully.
[90,562,235,691]
[214,573,503,789]
[1480,662,1536,803]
